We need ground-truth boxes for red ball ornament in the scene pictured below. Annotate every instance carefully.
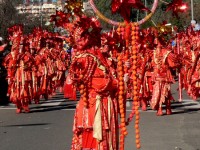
[136,144,141,149]
[135,115,140,120]
[135,124,139,129]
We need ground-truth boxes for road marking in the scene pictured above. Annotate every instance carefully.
[40,102,62,106]
[1,98,200,113]
[64,109,76,111]
[0,107,15,110]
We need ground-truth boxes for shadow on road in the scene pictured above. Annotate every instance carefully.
[2,123,51,127]
[30,103,77,113]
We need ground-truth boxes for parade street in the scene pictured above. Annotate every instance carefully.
[1,1,200,150]
[0,83,200,150]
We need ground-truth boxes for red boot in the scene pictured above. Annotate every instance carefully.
[166,108,172,115]
[23,106,30,113]
[141,99,147,111]
[23,99,30,113]
[157,107,163,116]
[166,100,172,115]
[16,108,22,114]
[16,101,22,114]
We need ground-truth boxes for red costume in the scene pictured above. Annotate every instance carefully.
[4,25,68,112]
[187,34,200,99]
[178,30,200,100]
[137,45,153,111]
[4,25,31,113]
[67,16,119,150]
[150,39,179,116]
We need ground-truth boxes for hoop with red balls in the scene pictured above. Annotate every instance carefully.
[89,0,158,26]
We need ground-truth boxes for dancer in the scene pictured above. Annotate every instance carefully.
[150,37,179,116]
[69,16,119,150]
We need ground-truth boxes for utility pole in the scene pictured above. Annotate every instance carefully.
[145,0,147,16]
[191,0,194,20]
[40,0,43,27]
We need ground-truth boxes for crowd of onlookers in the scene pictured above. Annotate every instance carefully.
[0,37,10,105]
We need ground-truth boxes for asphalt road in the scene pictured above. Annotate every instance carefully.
[0,83,200,150]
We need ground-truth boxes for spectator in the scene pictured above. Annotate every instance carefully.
[191,20,200,31]
[0,38,9,106]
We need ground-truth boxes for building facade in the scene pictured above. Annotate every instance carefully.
[16,0,65,25]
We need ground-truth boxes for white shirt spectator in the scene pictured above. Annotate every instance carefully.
[191,20,200,31]
[194,23,200,31]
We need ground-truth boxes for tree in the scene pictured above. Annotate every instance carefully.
[93,0,123,30]
[93,0,197,31]
[0,0,52,39]
[0,0,24,38]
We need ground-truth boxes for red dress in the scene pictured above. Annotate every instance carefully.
[189,50,200,99]
[70,51,119,150]
[150,45,178,116]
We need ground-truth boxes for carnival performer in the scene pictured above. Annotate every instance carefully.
[137,43,153,111]
[136,29,156,111]
[3,25,30,113]
[68,16,119,150]
[31,29,47,103]
[18,39,34,111]
[150,37,179,116]
[178,33,192,94]
[186,31,200,100]
[37,39,51,100]
[32,52,42,104]
[52,38,69,92]
[3,25,68,113]
[176,29,200,100]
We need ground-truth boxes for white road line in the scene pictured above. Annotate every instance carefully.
[0,108,185,113]
[1,99,200,112]
[40,99,67,103]
[0,107,16,110]
[40,102,62,106]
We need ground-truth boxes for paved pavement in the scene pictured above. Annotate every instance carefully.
[1,95,200,115]
[1,83,200,150]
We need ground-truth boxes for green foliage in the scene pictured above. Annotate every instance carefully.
[94,0,123,29]
[0,0,199,37]
[140,20,154,29]
[0,0,54,38]
[0,0,23,38]
[93,0,195,31]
